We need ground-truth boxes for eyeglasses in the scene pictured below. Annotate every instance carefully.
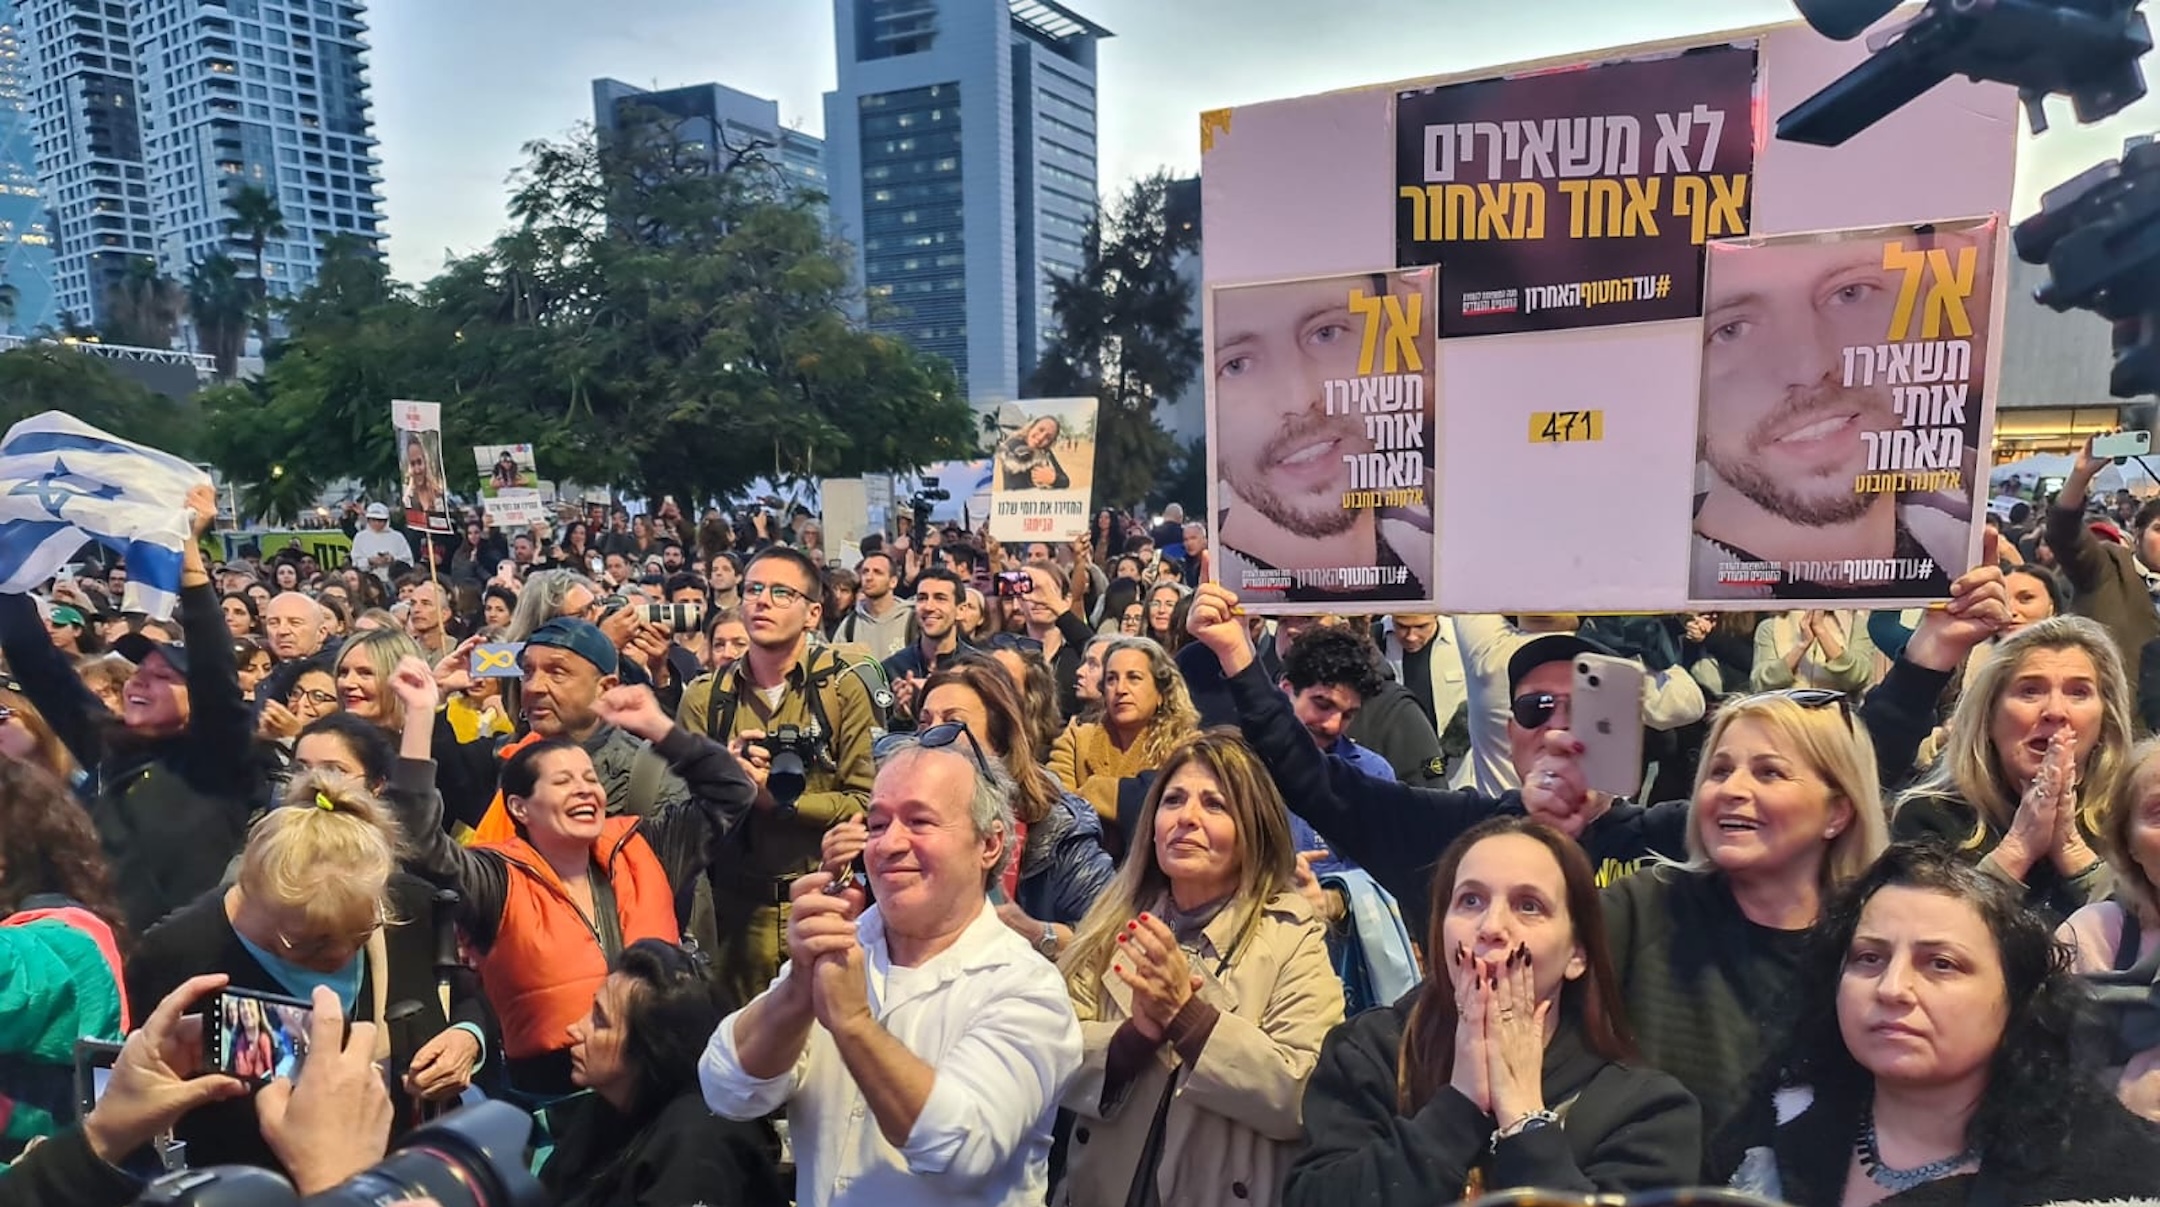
[1510,691,1563,729]
[740,581,807,605]
[986,633,1044,655]
[277,906,386,959]
[0,705,16,723]
[873,720,996,778]
[288,687,338,707]
[1765,687,1854,729]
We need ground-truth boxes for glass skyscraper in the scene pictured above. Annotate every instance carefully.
[0,0,56,334]
[825,0,1108,403]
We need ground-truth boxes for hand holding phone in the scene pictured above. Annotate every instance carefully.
[1571,653,1646,799]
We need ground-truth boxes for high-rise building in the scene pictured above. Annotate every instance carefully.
[131,0,381,302]
[824,0,1109,404]
[592,77,826,207]
[0,0,57,334]
[13,0,380,337]
[14,0,154,328]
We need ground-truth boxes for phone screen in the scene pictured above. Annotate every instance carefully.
[207,989,314,1086]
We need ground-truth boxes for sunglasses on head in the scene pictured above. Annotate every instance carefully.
[872,720,996,778]
[987,633,1044,655]
[1764,687,1854,729]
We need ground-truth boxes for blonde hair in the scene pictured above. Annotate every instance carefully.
[334,628,426,732]
[1060,731,1297,998]
[1895,616,2132,848]
[240,770,406,935]
[1687,692,1889,894]
[1099,637,1201,767]
[75,652,135,708]
[2109,737,2160,926]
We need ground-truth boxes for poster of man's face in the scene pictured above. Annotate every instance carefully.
[1700,238,1906,528]
[1691,219,1993,603]
[1213,275,1382,540]
[1208,268,1436,609]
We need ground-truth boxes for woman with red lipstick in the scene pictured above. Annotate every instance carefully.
[1054,732,1341,1207]
[1285,818,1700,1205]
[1718,843,2160,1205]
[1892,615,2133,924]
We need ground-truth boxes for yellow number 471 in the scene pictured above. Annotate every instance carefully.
[1529,410,1604,444]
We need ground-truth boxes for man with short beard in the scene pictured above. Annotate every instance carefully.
[1690,234,1973,600]
[1209,271,1434,604]
[879,567,971,729]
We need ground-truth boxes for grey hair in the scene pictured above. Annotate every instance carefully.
[876,737,1019,886]
[507,569,598,642]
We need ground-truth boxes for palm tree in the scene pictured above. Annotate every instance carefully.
[223,183,288,344]
[0,285,18,335]
[187,253,251,380]
[100,256,186,349]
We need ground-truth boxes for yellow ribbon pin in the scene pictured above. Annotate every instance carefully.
[473,646,517,675]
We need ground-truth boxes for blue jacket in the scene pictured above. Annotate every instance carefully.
[1016,790,1116,927]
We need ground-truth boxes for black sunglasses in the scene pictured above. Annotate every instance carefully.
[1765,687,1854,729]
[987,633,1044,655]
[872,720,996,779]
[1510,691,1562,729]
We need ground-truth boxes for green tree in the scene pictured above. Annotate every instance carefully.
[224,183,288,344]
[0,346,197,454]
[1030,172,1202,511]
[100,257,186,349]
[186,253,251,380]
[205,126,973,510]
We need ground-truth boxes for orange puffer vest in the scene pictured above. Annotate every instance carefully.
[474,815,679,1060]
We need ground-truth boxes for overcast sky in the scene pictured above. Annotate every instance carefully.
[367,0,2159,283]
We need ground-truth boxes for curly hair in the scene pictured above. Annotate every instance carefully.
[1280,625,1386,700]
[0,760,127,944]
[1766,842,2108,1182]
[1099,637,1201,768]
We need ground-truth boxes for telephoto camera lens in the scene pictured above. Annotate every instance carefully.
[136,1101,544,1207]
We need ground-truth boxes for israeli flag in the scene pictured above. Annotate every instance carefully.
[0,412,208,618]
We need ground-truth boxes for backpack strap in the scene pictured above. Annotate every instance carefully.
[2118,907,2146,973]
[623,744,668,819]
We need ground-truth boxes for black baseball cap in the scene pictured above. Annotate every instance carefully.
[112,632,189,675]
[1505,633,1616,697]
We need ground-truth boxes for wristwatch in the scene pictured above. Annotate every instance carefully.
[1036,924,1060,958]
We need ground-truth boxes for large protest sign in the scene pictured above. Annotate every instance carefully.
[473,443,544,529]
[391,400,452,534]
[1689,216,1997,605]
[1207,267,1438,613]
[1200,18,2017,612]
[1396,42,1758,337]
[988,398,1097,544]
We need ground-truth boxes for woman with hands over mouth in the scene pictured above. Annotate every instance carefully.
[1890,613,2132,924]
[378,656,757,1099]
[1285,818,1700,1205]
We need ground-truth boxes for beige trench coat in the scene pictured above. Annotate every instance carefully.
[1056,891,1345,1207]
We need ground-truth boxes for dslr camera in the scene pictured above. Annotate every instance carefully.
[749,723,833,806]
[136,1100,541,1207]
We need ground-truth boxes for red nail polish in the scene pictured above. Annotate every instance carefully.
[1117,933,1128,943]
[1139,913,1151,923]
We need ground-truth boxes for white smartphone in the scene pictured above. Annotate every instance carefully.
[1571,652,1646,799]
[2093,430,2152,461]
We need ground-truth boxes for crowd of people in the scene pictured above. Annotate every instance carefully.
[2,457,2160,1207]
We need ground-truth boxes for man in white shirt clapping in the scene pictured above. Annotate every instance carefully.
[700,729,1082,1207]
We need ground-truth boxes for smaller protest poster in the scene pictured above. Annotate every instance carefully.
[473,443,544,529]
[1688,215,1997,606]
[391,400,452,534]
[1395,40,1758,337]
[988,398,1097,544]
[1207,266,1438,614]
